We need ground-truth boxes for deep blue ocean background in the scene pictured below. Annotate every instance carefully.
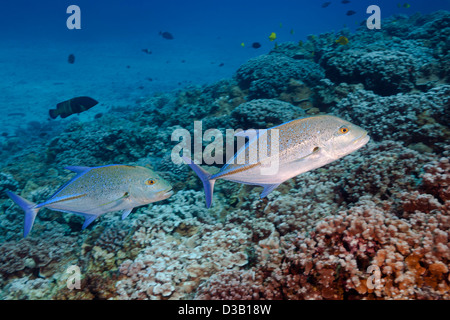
[0,0,449,137]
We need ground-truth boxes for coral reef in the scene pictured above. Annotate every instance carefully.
[330,85,450,152]
[231,99,305,128]
[195,146,450,300]
[319,11,449,96]
[0,11,449,300]
[116,220,249,299]
[235,53,324,99]
[321,49,427,96]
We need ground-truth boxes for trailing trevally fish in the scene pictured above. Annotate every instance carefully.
[5,164,173,237]
[183,115,369,208]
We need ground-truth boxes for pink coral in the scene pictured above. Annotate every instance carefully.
[421,157,450,202]
[197,193,449,300]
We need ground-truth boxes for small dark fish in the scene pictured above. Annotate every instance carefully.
[251,42,261,49]
[159,31,174,40]
[292,54,306,60]
[141,49,152,54]
[49,96,98,119]
[68,54,75,64]
[322,2,331,8]
[94,113,103,119]
[346,10,356,16]
[219,63,224,67]
[341,0,350,4]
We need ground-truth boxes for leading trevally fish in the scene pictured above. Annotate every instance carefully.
[183,115,370,208]
[6,164,173,237]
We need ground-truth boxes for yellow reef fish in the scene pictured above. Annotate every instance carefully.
[269,32,277,41]
[6,165,173,237]
[183,115,370,208]
[335,35,349,45]
[241,42,245,47]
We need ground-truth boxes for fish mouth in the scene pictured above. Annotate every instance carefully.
[160,188,174,199]
[352,132,370,146]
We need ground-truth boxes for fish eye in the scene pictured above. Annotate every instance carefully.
[145,179,156,185]
[339,126,349,134]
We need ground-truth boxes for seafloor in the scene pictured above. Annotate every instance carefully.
[0,11,449,300]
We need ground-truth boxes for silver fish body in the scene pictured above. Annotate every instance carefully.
[184,115,370,208]
[6,164,173,237]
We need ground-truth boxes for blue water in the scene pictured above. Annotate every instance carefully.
[1,0,448,137]
[2,0,448,39]
[1,1,448,128]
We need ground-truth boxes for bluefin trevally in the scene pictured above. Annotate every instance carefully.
[183,115,370,208]
[6,164,173,237]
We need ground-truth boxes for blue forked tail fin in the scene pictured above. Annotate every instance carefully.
[5,191,40,237]
[182,156,215,208]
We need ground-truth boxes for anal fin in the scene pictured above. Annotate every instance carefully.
[121,208,133,220]
[259,183,281,198]
[81,214,97,230]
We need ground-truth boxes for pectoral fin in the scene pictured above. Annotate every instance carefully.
[292,147,320,163]
[99,192,130,208]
